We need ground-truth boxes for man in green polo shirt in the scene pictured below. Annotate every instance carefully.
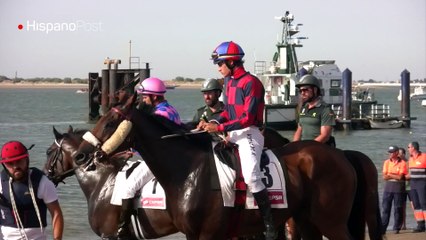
[293,74,336,146]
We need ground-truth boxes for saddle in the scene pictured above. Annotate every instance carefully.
[213,141,245,191]
[211,141,288,209]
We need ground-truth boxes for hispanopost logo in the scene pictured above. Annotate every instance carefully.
[18,20,103,34]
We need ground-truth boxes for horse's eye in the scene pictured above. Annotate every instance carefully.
[104,122,113,129]
[104,121,118,131]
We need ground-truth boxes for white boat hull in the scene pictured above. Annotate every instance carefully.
[411,94,426,100]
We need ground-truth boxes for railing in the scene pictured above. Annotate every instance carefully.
[369,104,390,119]
[254,61,267,75]
[332,104,391,120]
[331,105,342,119]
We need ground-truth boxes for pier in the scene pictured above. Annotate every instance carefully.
[335,69,416,130]
[87,58,151,122]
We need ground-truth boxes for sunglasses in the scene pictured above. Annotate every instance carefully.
[299,87,311,93]
[217,61,225,67]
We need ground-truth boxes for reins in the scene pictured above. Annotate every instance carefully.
[111,106,199,141]
[160,129,207,139]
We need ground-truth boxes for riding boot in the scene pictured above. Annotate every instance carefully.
[253,189,277,240]
[117,198,134,240]
[412,220,425,233]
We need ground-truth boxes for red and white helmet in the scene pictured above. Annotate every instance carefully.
[1,141,29,163]
[136,77,167,96]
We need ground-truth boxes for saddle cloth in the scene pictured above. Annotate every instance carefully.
[115,147,288,210]
[110,160,167,210]
[213,144,288,209]
[138,178,166,210]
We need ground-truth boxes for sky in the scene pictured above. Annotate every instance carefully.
[0,0,425,82]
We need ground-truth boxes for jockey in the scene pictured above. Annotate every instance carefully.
[112,77,182,239]
[135,77,182,124]
[198,41,277,239]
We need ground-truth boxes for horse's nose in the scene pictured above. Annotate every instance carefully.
[74,152,87,165]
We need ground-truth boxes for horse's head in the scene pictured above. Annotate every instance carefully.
[44,126,85,185]
[74,92,137,166]
[46,125,132,186]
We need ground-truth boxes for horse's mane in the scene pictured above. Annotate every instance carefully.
[132,106,212,146]
[131,104,187,133]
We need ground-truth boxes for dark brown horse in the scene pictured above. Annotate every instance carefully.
[74,93,361,239]
[46,126,382,240]
[343,150,382,240]
[44,126,177,239]
[265,131,383,240]
[45,125,290,239]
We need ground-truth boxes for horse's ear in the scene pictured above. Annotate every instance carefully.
[53,126,63,140]
[68,125,74,133]
[124,92,138,109]
[132,92,137,104]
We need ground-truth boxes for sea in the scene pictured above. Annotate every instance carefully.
[0,86,425,239]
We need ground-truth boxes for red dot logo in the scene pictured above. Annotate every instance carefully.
[18,24,24,30]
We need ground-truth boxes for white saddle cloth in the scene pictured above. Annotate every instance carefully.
[213,146,288,209]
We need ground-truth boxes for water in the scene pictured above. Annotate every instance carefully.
[0,86,425,239]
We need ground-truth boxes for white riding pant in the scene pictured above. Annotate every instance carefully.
[110,160,154,205]
[228,126,265,193]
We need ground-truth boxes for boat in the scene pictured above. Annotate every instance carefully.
[76,88,88,94]
[411,86,426,100]
[397,86,426,101]
[352,87,374,102]
[165,84,178,90]
[368,119,403,129]
[255,11,378,130]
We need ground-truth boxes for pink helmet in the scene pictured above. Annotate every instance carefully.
[136,77,167,96]
[1,141,29,163]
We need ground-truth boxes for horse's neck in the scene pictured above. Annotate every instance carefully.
[134,138,209,193]
[131,112,211,197]
[75,168,117,202]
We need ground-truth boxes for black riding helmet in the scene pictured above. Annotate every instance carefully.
[201,78,223,92]
[296,74,322,96]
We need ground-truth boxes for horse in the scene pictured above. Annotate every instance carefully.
[44,125,288,239]
[44,126,178,239]
[265,130,383,240]
[74,93,361,239]
[46,127,382,240]
[343,150,382,240]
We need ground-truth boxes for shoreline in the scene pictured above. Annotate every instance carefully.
[0,82,88,89]
[0,82,202,90]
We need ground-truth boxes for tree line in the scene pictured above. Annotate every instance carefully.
[0,75,88,84]
[0,75,208,84]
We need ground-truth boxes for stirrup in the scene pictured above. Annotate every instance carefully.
[116,224,132,240]
[264,222,277,240]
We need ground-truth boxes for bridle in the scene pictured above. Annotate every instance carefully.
[79,105,202,167]
[79,107,133,167]
[46,138,77,186]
